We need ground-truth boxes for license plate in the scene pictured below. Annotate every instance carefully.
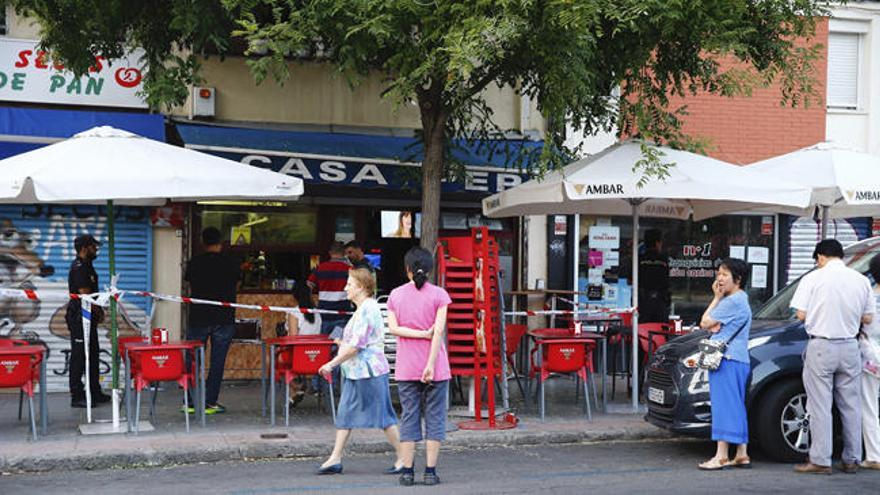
[648,387,665,404]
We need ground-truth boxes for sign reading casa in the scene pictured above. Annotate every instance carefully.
[0,39,147,108]
[196,148,529,194]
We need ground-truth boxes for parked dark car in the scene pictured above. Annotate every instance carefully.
[645,236,880,462]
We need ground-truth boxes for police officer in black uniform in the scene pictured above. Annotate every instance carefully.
[638,229,671,323]
[67,234,110,408]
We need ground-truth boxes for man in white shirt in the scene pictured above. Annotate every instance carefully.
[790,239,875,474]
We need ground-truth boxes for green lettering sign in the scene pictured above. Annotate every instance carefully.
[66,78,82,94]
[11,73,26,91]
[49,75,65,92]
[86,77,104,95]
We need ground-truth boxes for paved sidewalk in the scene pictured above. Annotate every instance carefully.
[0,378,671,473]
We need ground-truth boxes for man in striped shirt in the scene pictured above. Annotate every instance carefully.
[308,241,354,335]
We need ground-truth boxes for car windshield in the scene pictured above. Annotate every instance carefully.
[754,236,880,320]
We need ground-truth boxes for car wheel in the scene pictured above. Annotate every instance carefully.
[755,379,810,462]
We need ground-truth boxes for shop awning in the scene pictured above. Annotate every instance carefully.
[0,107,166,160]
[175,122,542,196]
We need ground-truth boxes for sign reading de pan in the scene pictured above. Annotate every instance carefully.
[0,38,147,109]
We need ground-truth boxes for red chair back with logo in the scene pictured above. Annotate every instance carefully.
[0,355,34,392]
[275,340,334,384]
[134,349,188,392]
[540,340,587,379]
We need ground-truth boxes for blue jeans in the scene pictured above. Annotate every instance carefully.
[186,324,235,406]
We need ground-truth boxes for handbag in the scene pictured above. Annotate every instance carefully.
[859,332,880,379]
[697,323,748,371]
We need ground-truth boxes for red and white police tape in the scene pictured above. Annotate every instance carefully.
[0,287,634,318]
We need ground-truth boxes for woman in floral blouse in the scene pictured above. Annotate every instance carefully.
[315,267,405,475]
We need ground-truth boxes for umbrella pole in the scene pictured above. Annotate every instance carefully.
[108,200,119,390]
[820,205,829,239]
[630,202,640,413]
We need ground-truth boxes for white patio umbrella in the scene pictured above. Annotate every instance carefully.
[0,126,303,423]
[483,140,811,412]
[747,141,880,237]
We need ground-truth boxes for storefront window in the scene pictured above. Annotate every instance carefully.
[200,207,317,246]
[578,214,776,324]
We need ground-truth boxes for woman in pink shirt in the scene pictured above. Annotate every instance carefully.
[386,247,452,486]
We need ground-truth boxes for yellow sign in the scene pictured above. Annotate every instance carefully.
[231,226,252,246]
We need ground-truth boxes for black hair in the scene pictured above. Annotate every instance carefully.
[719,257,748,288]
[644,229,662,247]
[202,227,222,246]
[870,253,880,283]
[344,240,364,251]
[404,247,434,290]
[812,239,844,260]
[292,282,316,324]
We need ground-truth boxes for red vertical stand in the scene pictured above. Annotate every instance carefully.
[439,227,515,430]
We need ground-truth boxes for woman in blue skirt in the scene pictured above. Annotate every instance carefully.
[315,268,403,475]
[698,257,752,470]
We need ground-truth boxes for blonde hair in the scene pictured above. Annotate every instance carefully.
[348,267,376,298]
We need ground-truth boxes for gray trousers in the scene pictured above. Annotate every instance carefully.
[802,338,862,466]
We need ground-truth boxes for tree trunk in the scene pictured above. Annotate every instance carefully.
[418,94,447,253]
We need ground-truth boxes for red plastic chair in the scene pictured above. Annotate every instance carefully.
[504,324,528,398]
[638,323,674,363]
[131,348,193,433]
[273,340,336,426]
[529,338,596,421]
[0,346,40,440]
[0,338,40,423]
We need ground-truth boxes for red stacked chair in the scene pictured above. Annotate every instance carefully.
[0,340,42,439]
[529,338,596,421]
[504,323,528,398]
[638,322,675,363]
[131,348,193,433]
[273,339,335,426]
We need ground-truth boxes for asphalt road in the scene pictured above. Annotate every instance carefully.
[2,439,879,494]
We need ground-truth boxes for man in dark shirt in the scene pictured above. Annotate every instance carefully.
[184,227,240,414]
[67,234,110,408]
[638,229,671,323]
[344,240,374,272]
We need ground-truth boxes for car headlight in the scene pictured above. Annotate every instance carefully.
[681,350,701,369]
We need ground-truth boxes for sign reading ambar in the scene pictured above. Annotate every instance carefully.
[845,190,880,204]
[0,38,147,108]
[571,183,625,195]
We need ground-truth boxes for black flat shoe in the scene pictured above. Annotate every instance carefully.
[423,472,440,486]
[316,463,343,475]
[399,472,415,486]
[384,465,405,475]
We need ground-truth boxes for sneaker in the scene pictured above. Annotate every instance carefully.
[205,403,227,414]
[180,405,195,414]
[423,472,440,486]
[92,391,112,403]
[288,391,306,410]
[71,397,88,408]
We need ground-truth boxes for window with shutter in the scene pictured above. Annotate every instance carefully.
[827,32,861,110]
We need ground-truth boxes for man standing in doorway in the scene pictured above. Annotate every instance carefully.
[67,234,110,408]
[308,241,354,335]
[184,227,240,414]
[790,239,874,474]
[639,229,671,323]
[345,240,374,272]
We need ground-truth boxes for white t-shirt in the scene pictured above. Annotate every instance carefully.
[289,310,322,336]
[790,259,875,339]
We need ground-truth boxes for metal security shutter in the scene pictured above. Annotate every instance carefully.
[786,217,870,283]
[827,32,860,109]
[0,205,152,391]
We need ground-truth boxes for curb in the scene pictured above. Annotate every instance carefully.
[0,424,672,473]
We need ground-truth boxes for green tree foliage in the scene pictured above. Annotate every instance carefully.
[4,0,831,248]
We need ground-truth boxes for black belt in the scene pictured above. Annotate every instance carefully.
[808,335,856,341]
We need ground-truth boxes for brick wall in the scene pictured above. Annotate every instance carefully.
[671,18,829,165]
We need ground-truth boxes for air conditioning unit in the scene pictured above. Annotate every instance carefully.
[192,86,216,117]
